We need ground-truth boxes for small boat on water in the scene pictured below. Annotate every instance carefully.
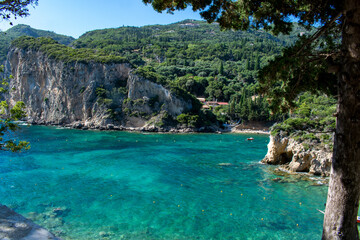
[247,137,254,141]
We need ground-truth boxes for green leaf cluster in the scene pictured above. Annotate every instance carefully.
[0,24,74,62]
[270,93,336,148]
[0,66,30,152]
[176,109,218,128]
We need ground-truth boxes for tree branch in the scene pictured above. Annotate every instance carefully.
[295,11,343,56]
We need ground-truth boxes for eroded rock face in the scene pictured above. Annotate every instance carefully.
[4,47,194,130]
[5,47,131,127]
[262,135,293,165]
[127,74,192,117]
[262,135,332,176]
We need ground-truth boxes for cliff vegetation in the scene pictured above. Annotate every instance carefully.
[4,21,336,135]
[2,21,312,125]
[271,92,336,151]
[0,24,74,62]
[12,36,127,64]
[262,93,336,176]
[70,20,309,122]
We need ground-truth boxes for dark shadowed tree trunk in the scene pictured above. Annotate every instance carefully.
[322,0,360,239]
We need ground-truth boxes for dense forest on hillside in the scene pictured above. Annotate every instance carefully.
[0,24,74,62]
[271,92,336,149]
[4,20,334,126]
[11,36,127,64]
[73,20,293,83]
[71,20,312,122]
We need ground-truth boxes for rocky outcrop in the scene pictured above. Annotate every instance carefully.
[0,205,61,240]
[262,134,332,176]
[127,74,192,116]
[4,47,196,131]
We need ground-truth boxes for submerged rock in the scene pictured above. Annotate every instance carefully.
[99,231,109,237]
[218,163,233,166]
[271,177,282,182]
[52,207,69,217]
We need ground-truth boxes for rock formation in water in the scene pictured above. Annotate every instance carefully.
[262,134,332,176]
[0,205,61,240]
[4,45,205,131]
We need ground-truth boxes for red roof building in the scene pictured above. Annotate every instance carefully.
[217,102,229,105]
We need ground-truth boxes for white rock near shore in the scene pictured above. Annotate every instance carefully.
[262,135,332,176]
[0,205,61,240]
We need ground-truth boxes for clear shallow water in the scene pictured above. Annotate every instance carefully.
[0,125,328,239]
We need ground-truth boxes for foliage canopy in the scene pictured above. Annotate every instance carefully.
[143,0,340,112]
[0,66,29,152]
[12,36,128,64]
[0,24,74,62]
[0,0,38,22]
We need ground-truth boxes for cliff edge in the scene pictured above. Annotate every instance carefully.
[4,38,213,132]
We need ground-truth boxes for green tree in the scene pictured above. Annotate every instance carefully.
[0,0,36,152]
[0,0,38,23]
[218,60,224,75]
[143,0,360,238]
[0,66,29,152]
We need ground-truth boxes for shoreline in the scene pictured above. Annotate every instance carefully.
[19,121,271,135]
[230,129,270,135]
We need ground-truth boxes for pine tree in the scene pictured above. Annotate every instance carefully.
[219,61,224,75]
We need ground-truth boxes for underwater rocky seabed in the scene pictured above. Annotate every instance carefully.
[0,125,345,240]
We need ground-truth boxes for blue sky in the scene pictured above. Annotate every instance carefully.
[0,0,202,38]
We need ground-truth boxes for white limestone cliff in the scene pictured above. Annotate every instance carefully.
[4,47,194,130]
[262,135,332,176]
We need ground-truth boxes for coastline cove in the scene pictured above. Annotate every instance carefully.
[1,125,328,240]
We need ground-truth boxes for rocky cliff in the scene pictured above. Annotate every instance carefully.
[4,46,197,131]
[262,134,332,176]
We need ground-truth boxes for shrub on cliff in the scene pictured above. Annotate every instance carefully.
[270,93,336,149]
[11,36,127,64]
[133,66,167,85]
[176,113,199,127]
[176,110,219,128]
[168,87,202,114]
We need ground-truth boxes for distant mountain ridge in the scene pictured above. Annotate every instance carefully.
[0,24,75,62]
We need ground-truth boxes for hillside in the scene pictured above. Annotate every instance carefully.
[72,20,311,122]
[4,20,333,129]
[0,24,75,62]
[5,38,212,132]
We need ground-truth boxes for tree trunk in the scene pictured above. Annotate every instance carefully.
[322,0,360,239]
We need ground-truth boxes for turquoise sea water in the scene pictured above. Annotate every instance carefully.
[0,125,328,239]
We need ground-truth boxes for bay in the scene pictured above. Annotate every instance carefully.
[0,125,328,239]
